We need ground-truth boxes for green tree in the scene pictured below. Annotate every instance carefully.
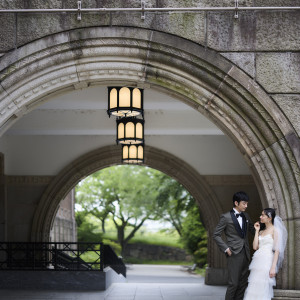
[76,165,161,255]
[156,174,194,236]
[180,204,207,267]
[155,173,207,265]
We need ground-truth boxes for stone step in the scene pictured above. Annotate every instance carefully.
[273,289,300,299]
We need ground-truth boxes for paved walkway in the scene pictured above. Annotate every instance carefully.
[0,265,227,300]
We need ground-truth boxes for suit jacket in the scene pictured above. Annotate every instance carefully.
[213,210,255,260]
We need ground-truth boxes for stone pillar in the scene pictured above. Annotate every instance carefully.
[5,176,52,242]
[0,153,6,240]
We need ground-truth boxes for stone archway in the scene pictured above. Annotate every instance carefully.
[32,145,224,272]
[0,26,299,289]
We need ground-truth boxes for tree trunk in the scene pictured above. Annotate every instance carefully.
[101,220,106,233]
[117,226,127,256]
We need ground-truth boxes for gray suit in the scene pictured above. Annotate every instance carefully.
[214,210,254,300]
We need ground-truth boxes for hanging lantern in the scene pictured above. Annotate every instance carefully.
[116,117,144,145]
[107,87,144,118]
[122,144,144,164]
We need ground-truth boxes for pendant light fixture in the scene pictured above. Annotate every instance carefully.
[116,117,144,145]
[107,85,145,164]
[107,87,144,118]
[122,144,144,164]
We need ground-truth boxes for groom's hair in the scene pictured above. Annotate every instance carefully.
[233,191,249,206]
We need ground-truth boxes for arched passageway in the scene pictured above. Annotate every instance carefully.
[0,27,299,289]
[33,145,226,275]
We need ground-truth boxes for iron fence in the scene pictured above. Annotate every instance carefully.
[103,245,126,277]
[0,242,103,271]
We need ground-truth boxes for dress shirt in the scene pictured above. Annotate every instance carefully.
[233,208,243,228]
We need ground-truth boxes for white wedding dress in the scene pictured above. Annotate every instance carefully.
[243,234,276,300]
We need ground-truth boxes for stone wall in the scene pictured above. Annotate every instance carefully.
[50,189,77,243]
[0,1,299,135]
[123,243,193,262]
[0,0,299,290]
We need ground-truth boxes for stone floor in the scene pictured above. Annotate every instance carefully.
[0,282,226,300]
[0,265,227,300]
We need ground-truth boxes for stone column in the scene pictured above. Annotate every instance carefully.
[0,153,6,240]
[5,176,52,242]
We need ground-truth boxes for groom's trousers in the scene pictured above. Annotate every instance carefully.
[225,247,249,300]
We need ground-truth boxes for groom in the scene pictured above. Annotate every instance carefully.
[213,191,255,300]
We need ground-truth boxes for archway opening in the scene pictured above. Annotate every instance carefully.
[52,164,208,281]
[0,27,298,289]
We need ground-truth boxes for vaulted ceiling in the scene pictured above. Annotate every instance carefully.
[0,85,250,176]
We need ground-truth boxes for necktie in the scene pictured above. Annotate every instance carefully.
[236,213,241,218]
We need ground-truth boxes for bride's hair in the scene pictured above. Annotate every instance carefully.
[260,208,276,230]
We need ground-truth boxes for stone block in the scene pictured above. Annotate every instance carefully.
[272,94,300,135]
[0,14,16,52]
[153,12,206,45]
[0,270,106,290]
[151,0,253,7]
[25,0,62,9]
[17,14,65,47]
[0,0,25,9]
[256,53,300,93]
[205,267,228,285]
[207,11,256,51]
[255,0,300,6]
[256,11,300,51]
[270,139,300,218]
[293,218,300,289]
[221,52,255,77]
[16,12,109,48]
[285,133,300,181]
[149,29,232,74]
[111,11,206,45]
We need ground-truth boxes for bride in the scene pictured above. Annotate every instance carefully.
[243,208,287,300]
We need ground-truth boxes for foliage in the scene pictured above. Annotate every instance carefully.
[102,238,121,256]
[75,165,207,265]
[180,204,207,267]
[102,227,183,248]
[76,165,162,254]
[155,173,194,236]
[76,212,103,243]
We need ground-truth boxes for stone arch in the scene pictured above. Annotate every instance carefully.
[32,145,223,269]
[0,26,299,288]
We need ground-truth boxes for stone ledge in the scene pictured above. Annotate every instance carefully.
[205,267,228,285]
[0,269,124,290]
[274,289,300,299]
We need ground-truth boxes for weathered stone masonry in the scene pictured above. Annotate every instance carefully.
[0,1,299,294]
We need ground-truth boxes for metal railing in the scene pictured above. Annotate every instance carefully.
[103,245,126,277]
[0,1,299,21]
[0,242,103,271]
[0,242,126,277]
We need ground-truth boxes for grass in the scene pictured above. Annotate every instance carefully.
[102,229,183,248]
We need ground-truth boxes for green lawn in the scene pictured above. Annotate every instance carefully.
[102,230,183,248]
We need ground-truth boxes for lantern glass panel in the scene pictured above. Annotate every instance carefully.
[138,145,143,159]
[118,123,124,139]
[126,122,135,138]
[119,87,130,108]
[122,145,129,159]
[129,145,137,158]
[109,88,118,109]
[136,123,143,139]
[132,88,141,108]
